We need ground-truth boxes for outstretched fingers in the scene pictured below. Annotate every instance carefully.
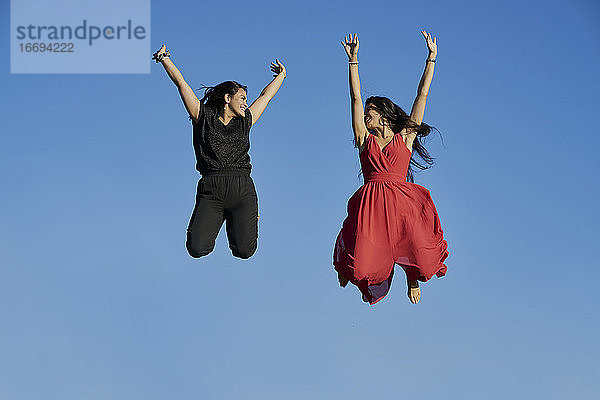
[421,30,433,42]
[421,30,437,55]
[342,33,359,60]
[269,59,286,77]
[341,34,352,57]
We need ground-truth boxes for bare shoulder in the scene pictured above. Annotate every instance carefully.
[400,127,416,151]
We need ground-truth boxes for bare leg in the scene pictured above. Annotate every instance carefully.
[408,280,421,304]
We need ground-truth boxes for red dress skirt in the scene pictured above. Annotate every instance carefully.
[333,133,449,304]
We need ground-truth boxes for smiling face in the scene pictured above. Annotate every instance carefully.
[364,105,384,131]
[225,88,248,117]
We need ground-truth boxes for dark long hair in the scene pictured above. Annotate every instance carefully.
[365,96,437,183]
[199,81,247,113]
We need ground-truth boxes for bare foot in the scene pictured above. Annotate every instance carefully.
[407,280,421,304]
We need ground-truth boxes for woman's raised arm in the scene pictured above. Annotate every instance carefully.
[248,59,286,127]
[409,31,437,127]
[153,44,201,124]
[342,34,368,150]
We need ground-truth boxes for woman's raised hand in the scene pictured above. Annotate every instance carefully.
[421,31,437,58]
[270,59,286,78]
[152,44,167,62]
[341,33,359,62]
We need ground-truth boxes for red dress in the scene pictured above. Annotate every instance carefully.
[333,133,449,304]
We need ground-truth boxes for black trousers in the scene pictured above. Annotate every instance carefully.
[186,170,258,259]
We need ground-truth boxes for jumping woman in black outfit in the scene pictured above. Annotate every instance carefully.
[153,44,286,259]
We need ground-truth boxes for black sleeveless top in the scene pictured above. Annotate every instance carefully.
[191,102,253,175]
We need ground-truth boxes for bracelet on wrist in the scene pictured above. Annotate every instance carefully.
[348,61,359,65]
[426,58,436,63]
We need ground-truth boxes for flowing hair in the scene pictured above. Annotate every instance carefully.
[364,96,438,183]
[199,81,247,113]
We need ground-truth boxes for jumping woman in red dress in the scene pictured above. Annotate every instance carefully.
[334,32,449,305]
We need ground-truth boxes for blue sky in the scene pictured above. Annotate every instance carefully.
[1,0,599,399]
